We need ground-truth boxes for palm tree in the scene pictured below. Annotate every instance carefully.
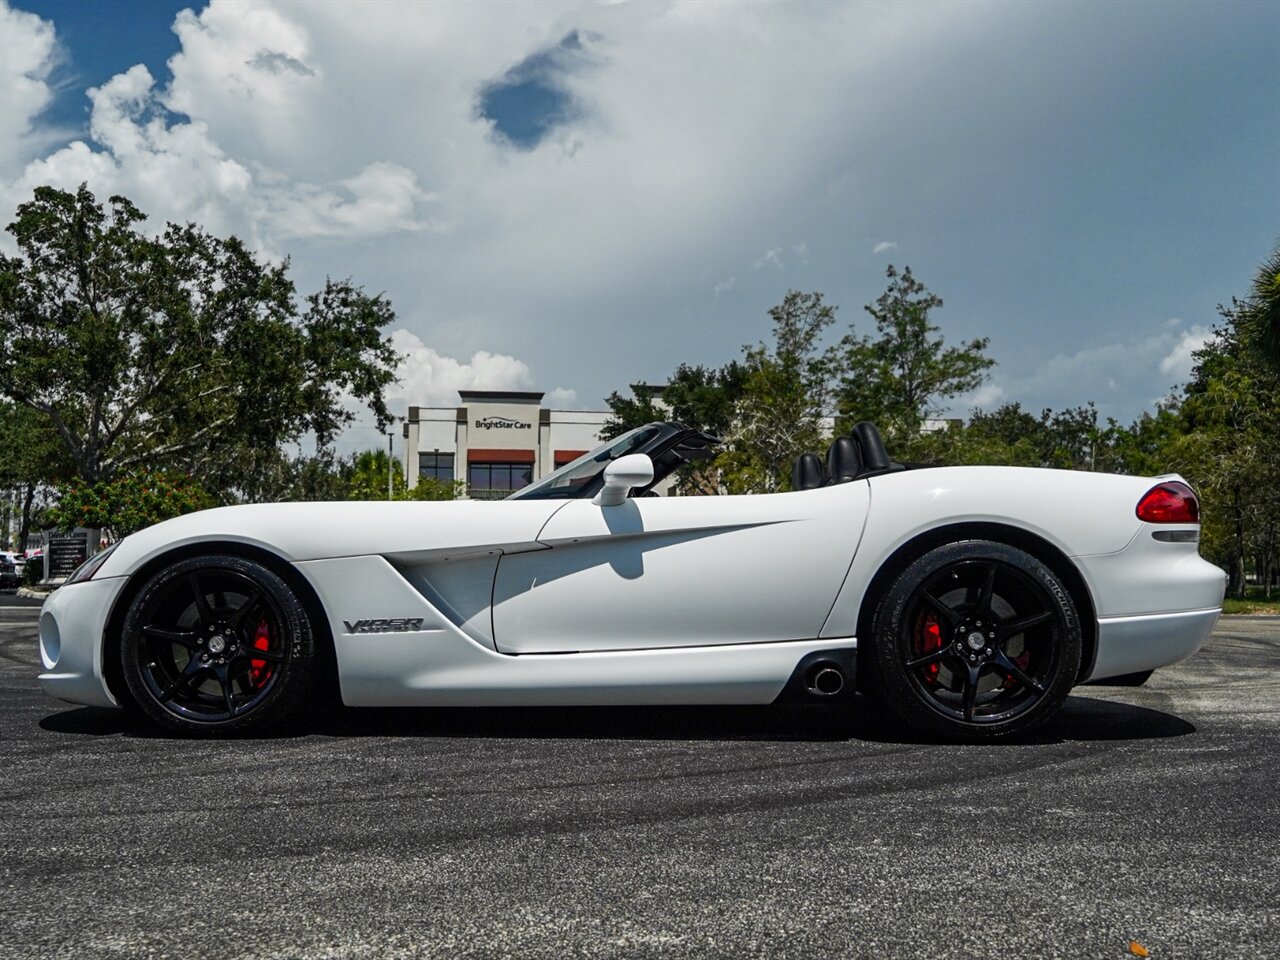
[1246,245,1280,372]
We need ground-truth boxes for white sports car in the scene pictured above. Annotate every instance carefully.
[37,422,1226,740]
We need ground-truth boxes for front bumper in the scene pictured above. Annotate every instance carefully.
[36,576,128,708]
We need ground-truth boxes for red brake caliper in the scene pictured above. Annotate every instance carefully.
[1002,650,1032,689]
[249,617,271,688]
[918,613,942,684]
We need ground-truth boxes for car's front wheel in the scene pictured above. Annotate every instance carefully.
[866,540,1081,741]
[120,555,314,736]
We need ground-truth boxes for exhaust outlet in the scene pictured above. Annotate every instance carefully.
[774,648,856,705]
[805,663,845,697]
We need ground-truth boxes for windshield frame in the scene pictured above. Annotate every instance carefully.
[507,425,663,500]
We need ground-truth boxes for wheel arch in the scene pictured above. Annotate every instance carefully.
[854,521,1098,686]
[102,540,337,707]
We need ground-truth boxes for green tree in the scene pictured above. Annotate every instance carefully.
[836,265,994,440]
[0,401,70,550]
[603,363,747,494]
[603,363,746,440]
[1034,404,1125,472]
[662,362,747,440]
[1105,404,1185,477]
[215,447,463,504]
[601,384,666,439]
[343,448,462,501]
[907,400,1175,476]
[903,403,1095,469]
[1173,244,1280,599]
[718,291,837,493]
[225,449,350,504]
[1241,246,1280,372]
[0,185,401,497]
[345,448,405,501]
[1173,292,1280,598]
[402,475,465,501]
[47,470,213,538]
[904,403,1046,467]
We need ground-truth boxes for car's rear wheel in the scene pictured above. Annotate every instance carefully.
[121,555,314,736]
[866,540,1081,741]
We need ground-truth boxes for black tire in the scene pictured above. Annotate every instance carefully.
[865,540,1081,741]
[120,555,315,736]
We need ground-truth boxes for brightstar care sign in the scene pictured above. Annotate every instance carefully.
[474,416,532,431]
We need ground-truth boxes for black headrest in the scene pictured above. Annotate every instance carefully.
[852,421,891,473]
[791,453,826,491]
[827,436,863,483]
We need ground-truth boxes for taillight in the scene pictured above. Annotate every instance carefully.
[1136,482,1199,524]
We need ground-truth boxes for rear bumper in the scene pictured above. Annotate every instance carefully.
[1086,606,1221,682]
[36,577,126,708]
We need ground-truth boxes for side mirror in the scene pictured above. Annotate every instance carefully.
[592,454,654,506]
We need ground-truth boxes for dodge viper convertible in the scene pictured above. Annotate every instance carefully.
[38,421,1226,740]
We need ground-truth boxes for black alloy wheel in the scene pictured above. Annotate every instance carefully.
[867,540,1081,741]
[121,555,314,735]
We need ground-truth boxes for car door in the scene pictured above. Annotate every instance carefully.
[491,483,870,653]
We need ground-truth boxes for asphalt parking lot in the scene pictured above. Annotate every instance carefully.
[1,599,1277,960]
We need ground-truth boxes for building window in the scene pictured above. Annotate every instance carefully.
[418,452,455,482]
[467,462,533,499]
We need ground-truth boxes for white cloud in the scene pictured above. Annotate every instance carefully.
[0,0,63,178]
[753,247,784,270]
[1159,324,1213,380]
[9,0,1246,435]
[545,387,579,408]
[990,321,1215,422]
[165,1,323,163]
[0,0,989,412]
[1014,341,1143,408]
[3,60,430,253]
[264,161,433,241]
[333,328,564,454]
[957,382,1006,412]
[4,64,250,244]
[0,0,1004,438]
[386,329,535,408]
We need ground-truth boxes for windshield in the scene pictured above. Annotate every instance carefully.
[508,425,662,500]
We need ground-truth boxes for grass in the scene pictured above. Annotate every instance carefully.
[1221,586,1280,616]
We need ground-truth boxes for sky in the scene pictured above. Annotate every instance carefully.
[2,0,1277,458]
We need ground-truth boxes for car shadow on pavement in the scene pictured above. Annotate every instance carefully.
[40,693,1194,744]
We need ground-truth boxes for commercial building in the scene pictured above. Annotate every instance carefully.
[401,389,963,500]
[402,391,613,499]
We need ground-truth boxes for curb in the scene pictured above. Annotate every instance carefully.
[17,586,53,600]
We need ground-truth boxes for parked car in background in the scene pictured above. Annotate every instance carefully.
[0,555,20,588]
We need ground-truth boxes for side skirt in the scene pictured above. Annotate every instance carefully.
[336,632,860,708]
